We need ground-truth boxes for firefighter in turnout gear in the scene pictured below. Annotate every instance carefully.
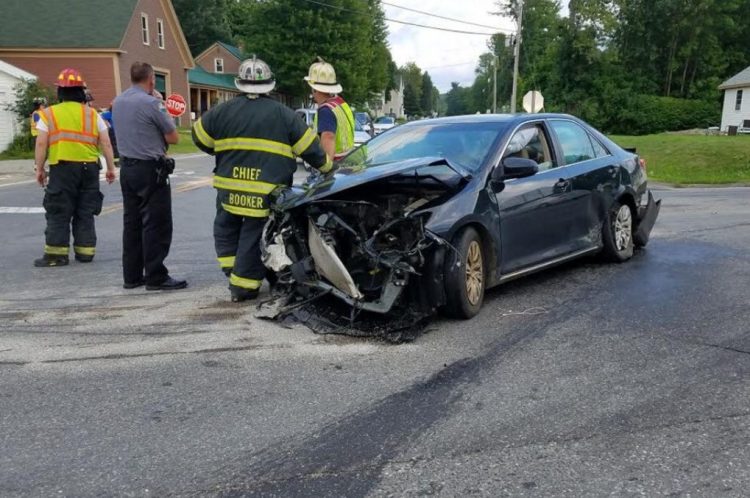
[33,68,116,267]
[305,58,355,161]
[192,56,331,302]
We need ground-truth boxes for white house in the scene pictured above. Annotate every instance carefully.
[719,65,750,133]
[0,59,36,152]
[373,77,405,119]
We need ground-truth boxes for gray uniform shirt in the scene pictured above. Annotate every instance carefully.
[112,85,176,160]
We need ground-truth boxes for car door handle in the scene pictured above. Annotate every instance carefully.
[554,179,570,190]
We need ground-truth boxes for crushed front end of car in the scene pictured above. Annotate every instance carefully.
[258,159,468,340]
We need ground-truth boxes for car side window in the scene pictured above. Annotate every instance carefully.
[503,124,555,171]
[589,133,610,158]
[550,120,595,165]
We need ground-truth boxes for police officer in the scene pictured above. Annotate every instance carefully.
[305,58,355,160]
[192,56,331,302]
[33,68,116,267]
[112,62,186,291]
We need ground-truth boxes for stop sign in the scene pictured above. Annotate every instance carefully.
[165,93,187,117]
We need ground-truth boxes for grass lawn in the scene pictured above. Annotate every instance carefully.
[170,128,201,155]
[609,134,750,185]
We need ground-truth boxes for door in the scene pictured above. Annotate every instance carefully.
[548,119,619,251]
[495,122,578,273]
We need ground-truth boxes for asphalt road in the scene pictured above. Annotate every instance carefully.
[1,155,749,497]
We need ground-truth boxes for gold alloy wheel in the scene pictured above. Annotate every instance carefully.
[465,240,484,306]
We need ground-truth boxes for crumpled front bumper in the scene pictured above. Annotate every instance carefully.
[634,190,661,247]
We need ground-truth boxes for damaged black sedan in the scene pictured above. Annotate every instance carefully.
[261,114,660,325]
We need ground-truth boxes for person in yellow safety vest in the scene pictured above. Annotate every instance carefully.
[305,58,355,161]
[30,98,47,139]
[33,68,116,267]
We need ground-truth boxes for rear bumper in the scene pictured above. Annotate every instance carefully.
[634,190,661,246]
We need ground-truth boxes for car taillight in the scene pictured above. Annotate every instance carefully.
[639,158,647,173]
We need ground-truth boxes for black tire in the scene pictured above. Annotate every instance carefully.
[601,201,634,262]
[442,227,485,319]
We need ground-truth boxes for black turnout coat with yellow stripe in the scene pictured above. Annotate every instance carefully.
[192,95,331,218]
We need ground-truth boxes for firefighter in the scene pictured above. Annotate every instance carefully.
[33,68,116,267]
[304,58,355,160]
[192,56,332,302]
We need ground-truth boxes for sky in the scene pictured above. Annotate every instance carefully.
[384,1,568,93]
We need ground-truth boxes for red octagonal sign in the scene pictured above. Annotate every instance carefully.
[165,93,187,117]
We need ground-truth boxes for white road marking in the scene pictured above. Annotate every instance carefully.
[0,207,45,214]
[0,179,36,189]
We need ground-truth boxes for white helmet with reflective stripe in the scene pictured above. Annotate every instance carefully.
[304,57,343,94]
[235,55,276,94]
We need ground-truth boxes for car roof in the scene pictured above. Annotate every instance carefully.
[401,113,580,127]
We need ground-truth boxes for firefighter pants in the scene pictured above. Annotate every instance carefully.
[43,161,103,258]
[120,159,172,286]
[214,197,266,293]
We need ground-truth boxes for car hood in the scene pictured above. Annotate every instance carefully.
[278,157,471,210]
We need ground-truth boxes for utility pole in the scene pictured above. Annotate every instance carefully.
[510,0,524,113]
[492,56,498,113]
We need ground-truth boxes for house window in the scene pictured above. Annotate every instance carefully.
[141,13,149,45]
[214,58,224,73]
[736,90,743,111]
[156,19,165,49]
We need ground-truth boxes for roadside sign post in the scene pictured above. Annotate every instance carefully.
[522,90,544,113]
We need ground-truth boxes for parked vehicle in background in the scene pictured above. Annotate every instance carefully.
[355,112,374,136]
[295,108,316,128]
[373,116,396,134]
[353,120,370,147]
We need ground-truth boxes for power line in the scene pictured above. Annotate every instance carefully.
[298,0,499,36]
[380,0,511,32]
[423,60,478,70]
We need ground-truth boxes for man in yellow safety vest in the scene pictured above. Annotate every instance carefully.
[304,58,355,161]
[33,68,116,267]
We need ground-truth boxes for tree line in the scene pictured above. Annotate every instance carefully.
[445,0,750,134]
[173,0,436,114]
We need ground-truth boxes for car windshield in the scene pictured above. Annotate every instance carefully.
[355,113,369,125]
[354,120,364,132]
[375,117,395,124]
[339,121,506,172]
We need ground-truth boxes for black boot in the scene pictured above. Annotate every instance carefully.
[230,287,259,303]
[75,254,94,263]
[223,267,233,278]
[34,255,69,267]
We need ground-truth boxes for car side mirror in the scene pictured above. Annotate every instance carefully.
[494,157,539,181]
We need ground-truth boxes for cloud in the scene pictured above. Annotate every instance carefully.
[384,0,515,92]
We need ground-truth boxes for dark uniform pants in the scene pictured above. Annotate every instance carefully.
[214,196,266,293]
[43,161,103,258]
[120,159,172,286]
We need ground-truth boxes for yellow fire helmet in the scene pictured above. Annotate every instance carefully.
[304,57,343,94]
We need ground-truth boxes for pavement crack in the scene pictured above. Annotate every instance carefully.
[37,344,289,364]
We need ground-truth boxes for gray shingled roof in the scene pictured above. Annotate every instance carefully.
[0,0,138,49]
[719,65,750,89]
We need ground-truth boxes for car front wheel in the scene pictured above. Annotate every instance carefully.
[443,227,485,319]
[602,201,634,262]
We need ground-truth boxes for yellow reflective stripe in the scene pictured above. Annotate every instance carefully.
[221,202,270,218]
[214,138,293,159]
[74,246,95,256]
[217,256,236,268]
[44,245,68,255]
[212,176,277,194]
[292,127,316,156]
[318,158,333,174]
[230,273,262,290]
[193,119,215,148]
[48,132,98,145]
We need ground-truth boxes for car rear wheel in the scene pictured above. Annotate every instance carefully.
[443,227,485,319]
[602,201,634,262]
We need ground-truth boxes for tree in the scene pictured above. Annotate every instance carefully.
[173,0,234,55]
[233,0,392,105]
[403,83,421,117]
[446,82,471,116]
[420,72,436,116]
[1,79,56,154]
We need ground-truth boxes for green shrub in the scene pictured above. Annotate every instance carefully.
[611,95,719,135]
[0,133,35,160]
